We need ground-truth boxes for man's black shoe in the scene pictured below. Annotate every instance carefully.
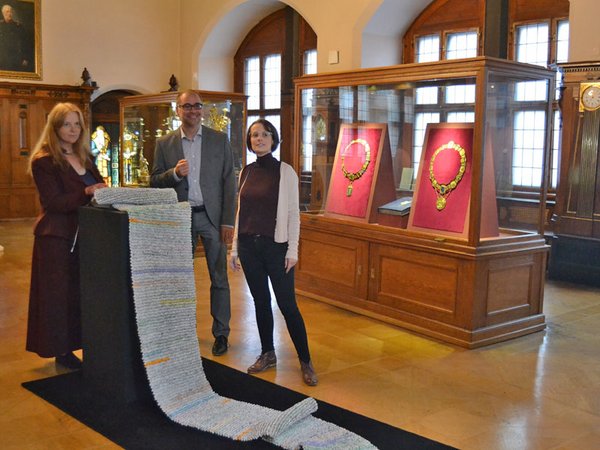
[212,335,229,356]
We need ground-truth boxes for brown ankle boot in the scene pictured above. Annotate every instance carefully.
[247,351,277,374]
[300,360,318,386]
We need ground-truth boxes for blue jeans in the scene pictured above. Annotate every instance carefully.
[238,235,311,363]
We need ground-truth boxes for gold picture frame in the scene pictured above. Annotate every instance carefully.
[0,0,41,80]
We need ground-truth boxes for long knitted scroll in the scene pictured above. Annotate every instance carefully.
[94,187,376,450]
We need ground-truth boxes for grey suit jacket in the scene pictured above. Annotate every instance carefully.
[150,126,236,228]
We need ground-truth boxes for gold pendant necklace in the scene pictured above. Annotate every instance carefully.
[341,138,371,197]
[428,140,467,211]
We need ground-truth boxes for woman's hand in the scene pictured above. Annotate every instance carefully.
[84,183,107,196]
[230,255,241,271]
[220,226,233,245]
[285,257,297,273]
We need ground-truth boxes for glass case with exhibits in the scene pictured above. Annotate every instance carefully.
[295,57,556,241]
[117,90,247,187]
[292,57,555,348]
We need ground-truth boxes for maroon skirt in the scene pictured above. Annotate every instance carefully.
[26,235,82,358]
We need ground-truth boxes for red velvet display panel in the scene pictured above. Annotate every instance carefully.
[411,124,474,233]
[326,126,383,219]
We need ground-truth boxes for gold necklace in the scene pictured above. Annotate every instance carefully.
[428,140,467,211]
[341,138,371,197]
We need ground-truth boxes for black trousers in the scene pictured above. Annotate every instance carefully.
[238,235,311,363]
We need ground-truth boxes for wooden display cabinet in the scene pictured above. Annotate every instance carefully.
[293,57,554,348]
[0,82,95,219]
[118,90,247,187]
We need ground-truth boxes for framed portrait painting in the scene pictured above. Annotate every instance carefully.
[0,0,41,79]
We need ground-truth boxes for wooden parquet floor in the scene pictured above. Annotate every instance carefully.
[1,219,600,449]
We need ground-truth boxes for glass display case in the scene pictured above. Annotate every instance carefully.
[295,57,555,242]
[118,90,247,187]
[293,57,554,348]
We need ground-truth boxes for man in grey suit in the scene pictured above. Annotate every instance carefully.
[151,90,235,356]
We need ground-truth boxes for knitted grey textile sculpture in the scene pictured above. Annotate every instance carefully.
[93,187,377,450]
[94,186,178,208]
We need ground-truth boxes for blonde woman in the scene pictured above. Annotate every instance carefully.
[26,102,105,369]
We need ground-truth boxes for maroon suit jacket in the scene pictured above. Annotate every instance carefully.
[31,154,103,241]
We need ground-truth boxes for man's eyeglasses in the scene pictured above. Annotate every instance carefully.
[177,102,203,112]
[250,131,272,139]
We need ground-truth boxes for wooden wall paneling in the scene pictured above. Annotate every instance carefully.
[0,99,10,218]
[402,0,484,63]
[4,98,36,218]
[0,197,9,218]
[10,99,35,186]
[0,99,9,184]
[299,16,317,50]
[0,82,95,219]
[406,0,483,36]
[509,0,569,23]
[403,0,568,64]
[10,188,37,218]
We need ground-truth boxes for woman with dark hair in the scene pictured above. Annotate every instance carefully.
[230,118,318,386]
[26,102,106,369]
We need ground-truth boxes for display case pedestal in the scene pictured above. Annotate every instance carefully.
[78,206,152,404]
[297,215,547,349]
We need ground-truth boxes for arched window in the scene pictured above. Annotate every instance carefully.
[234,7,316,165]
[403,0,569,193]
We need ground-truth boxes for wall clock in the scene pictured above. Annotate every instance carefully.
[579,82,600,111]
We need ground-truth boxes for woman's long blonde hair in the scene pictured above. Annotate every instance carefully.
[28,102,92,174]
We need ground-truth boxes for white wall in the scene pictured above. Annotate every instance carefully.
[0,0,180,99]
[179,0,285,90]
[3,0,598,97]
[362,33,401,68]
[180,0,388,91]
[286,0,381,71]
[568,0,600,62]
[196,57,233,92]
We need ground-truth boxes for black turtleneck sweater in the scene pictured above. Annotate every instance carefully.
[238,153,280,238]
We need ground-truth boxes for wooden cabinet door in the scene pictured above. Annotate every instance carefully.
[368,243,466,324]
[296,228,369,304]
